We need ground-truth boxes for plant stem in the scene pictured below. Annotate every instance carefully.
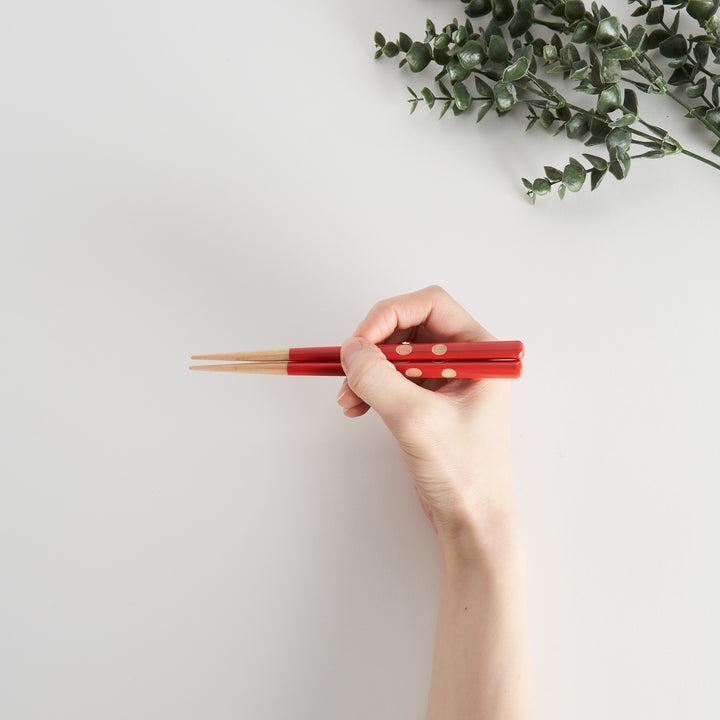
[680,148,720,170]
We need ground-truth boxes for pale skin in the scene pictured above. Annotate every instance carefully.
[336,285,540,720]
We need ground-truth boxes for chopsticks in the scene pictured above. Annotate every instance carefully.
[189,341,524,379]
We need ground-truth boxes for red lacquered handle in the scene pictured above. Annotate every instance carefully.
[393,360,522,379]
[289,341,524,362]
[285,360,522,378]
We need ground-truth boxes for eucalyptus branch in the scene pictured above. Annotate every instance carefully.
[373,0,720,203]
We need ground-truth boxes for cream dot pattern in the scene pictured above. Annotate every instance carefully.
[441,368,457,378]
[432,344,448,355]
[405,368,422,377]
[396,344,412,355]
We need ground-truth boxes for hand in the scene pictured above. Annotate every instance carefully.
[336,286,518,550]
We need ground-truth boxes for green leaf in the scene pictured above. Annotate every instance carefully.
[623,88,639,115]
[608,147,631,178]
[503,56,530,82]
[458,40,485,69]
[566,113,589,138]
[398,32,412,53]
[557,183,566,199]
[602,57,621,84]
[562,163,586,191]
[453,81,472,110]
[438,99,452,119]
[646,6,664,25]
[374,31,386,47]
[606,127,632,151]
[544,165,563,181]
[476,99,494,121]
[609,113,636,128]
[597,84,621,113]
[590,168,606,190]
[686,77,707,98]
[489,33,509,63]
[705,107,720,129]
[659,34,688,58]
[604,45,633,60]
[406,42,432,72]
[564,0,585,22]
[540,108,555,128]
[493,80,517,112]
[627,25,647,53]
[493,0,515,24]
[466,0,493,17]
[421,87,435,108]
[533,178,551,194]
[572,21,596,43]
[522,177,533,190]
[438,80,452,98]
[712,139,720,156]
[434,33,451,49]
[453,25,468,46]
[570,62,590,80]
[407,86,418,98]
[508,8,534,37]
[543,44,558,62]
[582,153,608,171]
[595,16,620,46]
[687,0,716,22]
[409,99,418,115]
[447,57,471,83]
[374,48,383,60]
[383,42,399,58]
[475,76,493,96]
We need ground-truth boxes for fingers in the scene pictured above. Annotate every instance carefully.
[336,378,370,417]
[340,336,429,428]
[353,285,496,346]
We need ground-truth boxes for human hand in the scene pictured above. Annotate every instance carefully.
[336,286,518,551]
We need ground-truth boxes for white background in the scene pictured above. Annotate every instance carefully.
[2,1,719,718]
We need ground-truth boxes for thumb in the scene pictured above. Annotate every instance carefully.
[340,337,424,425]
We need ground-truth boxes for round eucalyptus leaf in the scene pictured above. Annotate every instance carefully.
[706,107,720,129]
[572,21,596,44]
[659,34,688,59]
[564,0,585,22]
[465,0,493,17]
[508,9,534,37]
[606,127,632,151]
[383,42,399,58]
[488,33,509,63]
[562,163,586,192]
[398,32,412,52]
[374,32,386,47]
[533,178,551,194]
[447,57,471,83]
[595,16,620,46]
[687,0,716,21]
[493,0,515,24]
[566,113,589,138]
[503,55,530,82]
[493,80,517,112]
[405,41,432,72]
[453,81,472,110]
[458,40,485,69]
[597,84,621,113]
[646,5,664,24]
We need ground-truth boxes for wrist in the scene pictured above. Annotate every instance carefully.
[434,498,525,574]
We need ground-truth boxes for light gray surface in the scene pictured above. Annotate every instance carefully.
[2,2,719,718]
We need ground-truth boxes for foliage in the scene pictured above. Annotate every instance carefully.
[374,0,720,202]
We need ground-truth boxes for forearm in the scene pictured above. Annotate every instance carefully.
[426,511,539,720]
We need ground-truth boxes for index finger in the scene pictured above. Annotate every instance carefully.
[353,285,496,345]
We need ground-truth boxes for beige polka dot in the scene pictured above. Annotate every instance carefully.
[405,368,422,377]
[441,368,457,378]
[396,344,412,355]
[432,343,448,356]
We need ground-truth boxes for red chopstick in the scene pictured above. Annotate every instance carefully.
[188,359,522,379]
[191,340,524,363]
